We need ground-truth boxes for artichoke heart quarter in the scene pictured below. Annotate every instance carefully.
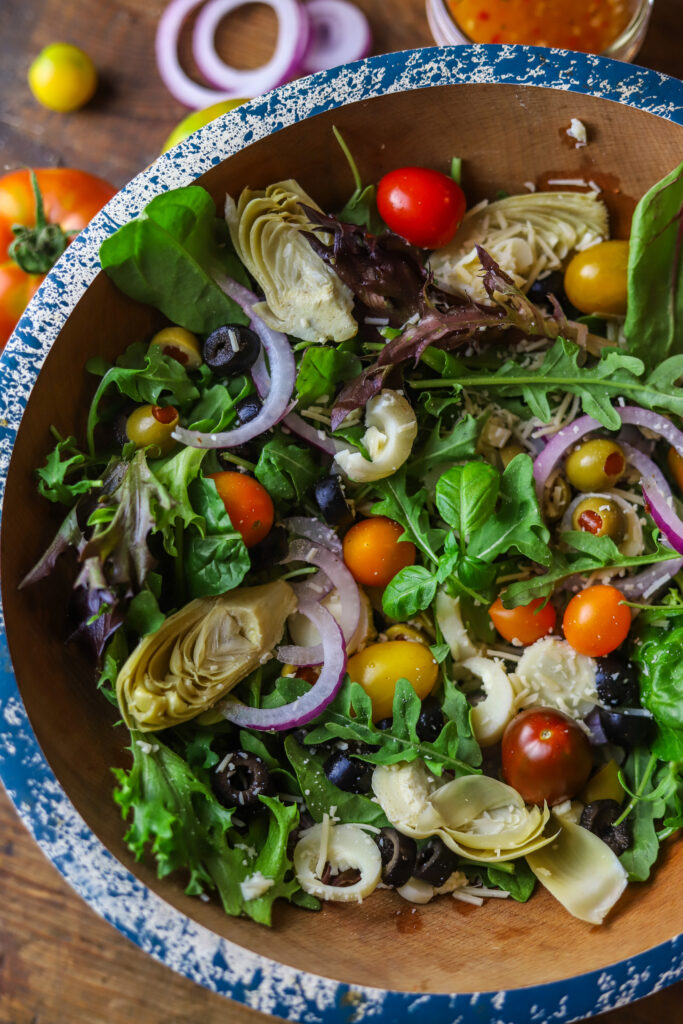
[225,180,357,343]
[117,580,297,731]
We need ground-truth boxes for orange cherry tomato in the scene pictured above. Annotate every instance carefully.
[342,516,416,587]
[208,471,274,548]
[489,595,556,646]
[376,166,466,249]
[667,447,683,492]
[562,584,631,657]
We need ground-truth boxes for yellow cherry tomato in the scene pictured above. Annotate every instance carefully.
[563,240,629,315]
[161,99,246,153]
[347,640,439,721]
[28,43,97,113]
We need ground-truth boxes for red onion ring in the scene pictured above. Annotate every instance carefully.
[300,0,373,74]
[193,0,311,96]
[618,406,683,456]
[173,279,295,448]
[282,410,342,456]
[220,600,346,730]
[284,516,343,555]
[641,480,683,556]
[156,0,241,108]
[278,538,360,664]
[619,443,671,497]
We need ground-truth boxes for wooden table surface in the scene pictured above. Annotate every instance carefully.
[0,1,682,1022]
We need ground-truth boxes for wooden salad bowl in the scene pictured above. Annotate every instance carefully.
[0,46,682,1024]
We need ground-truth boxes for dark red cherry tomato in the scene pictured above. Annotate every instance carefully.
[501,707,592,806]
[376,166,466,249]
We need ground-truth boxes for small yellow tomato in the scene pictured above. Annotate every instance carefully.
[28,43,97,113]
[347,640,438,722]
[161,99,246,153]
[563,240,629,315]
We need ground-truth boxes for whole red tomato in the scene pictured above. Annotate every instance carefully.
[0,168,116,348]
[376,166,466,249]
[501,707,592,806]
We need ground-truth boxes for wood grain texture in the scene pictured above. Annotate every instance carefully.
[0,2,682,1022]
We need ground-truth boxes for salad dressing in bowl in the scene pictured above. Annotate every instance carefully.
[1,47,682,1024]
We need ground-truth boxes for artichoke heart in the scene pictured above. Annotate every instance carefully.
[431,191,609,304]
[431,775,554,861]
[225,179,357,343]
[117,580,297,731]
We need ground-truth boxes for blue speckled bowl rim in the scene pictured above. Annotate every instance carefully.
[0,44,682,1024]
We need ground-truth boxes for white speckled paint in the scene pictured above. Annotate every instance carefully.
[0,45,682,1023]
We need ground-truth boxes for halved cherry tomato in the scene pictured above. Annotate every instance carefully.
[208,471,274,548]
[501,707,593,806]
[562,584,630,657]
[342,516,416,587]
[489,595,556,645]
[376,166,466,249]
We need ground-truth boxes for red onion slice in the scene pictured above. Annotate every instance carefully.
[284,516,343,555]
[641,480,683,556]
[278,538,360,665]
[220,601,346,730]
[619,443,671,498]
[193,0,311,96]
[173,279,295,448]
[300,0,372,73]
[617,406,683,457]
[283,410,342,457]
[156,0,241,108]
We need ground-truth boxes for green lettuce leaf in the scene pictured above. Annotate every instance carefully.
[184,476,250,598]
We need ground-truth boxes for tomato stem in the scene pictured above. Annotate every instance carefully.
[8,170,74,274]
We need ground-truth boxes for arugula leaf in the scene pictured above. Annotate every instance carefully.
[617,749,665,882]
[468,454,551,566]
[295,346,362,408]
[371,466,440,564]
[285,736,389,828]
[100,185,248,333]
[36,433,102,504]
[332,126,385,236]
[435,462,499,541]
[255,435,321,508]
[86,343,199,453]
[625,160,683,368]
[414,337,683,430]
[303,677,480,776]
[184,476,250,598]
[382,565,438,619]
[408,413,481,477]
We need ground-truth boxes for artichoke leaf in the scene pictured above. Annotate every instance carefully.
[117,580,296,731]
[225,179,357,343]
[526,813,628,924]
[431,775,551,851]
[371,762,445,838]
[438,826,558,863]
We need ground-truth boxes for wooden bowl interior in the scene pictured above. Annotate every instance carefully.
[2,82,682,996]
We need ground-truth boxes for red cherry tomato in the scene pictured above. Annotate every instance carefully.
[563,584,630,657]
[208,471,274,548]
[489,595,556,645]
[342,516,416,587]
[376,166,466,249]
[501,707,592,806]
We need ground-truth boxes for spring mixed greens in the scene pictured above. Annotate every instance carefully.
[23,144,683,926]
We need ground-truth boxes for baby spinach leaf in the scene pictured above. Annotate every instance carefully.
[487,860,536,902]
[371,466,439,563]
[631,620,683,742]
[625,160,683,369]
[187,374,252,433]
[295,345,362,408]
[125,587,165,636]
[435,461,499,540]
[468,454,551,566]
[255,435,321,507]
[408,413,482,477]
[100,185,248,333]
[184,476,250,598]
[382,565,438,619]
[285,736,389,828]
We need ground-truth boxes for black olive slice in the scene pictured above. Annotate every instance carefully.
[594,655,640,708]
[203,324,260,376]
[376,827,417,887]
[212,750,274,809]
[323,750,373,794]
[415,696,444,742]
[580,799,632,855]
[413,836,458,886]
[314,476,353,527]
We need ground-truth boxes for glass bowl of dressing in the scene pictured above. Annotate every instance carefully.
[426,0,654,61]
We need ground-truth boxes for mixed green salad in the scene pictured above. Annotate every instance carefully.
[23,139,683,927]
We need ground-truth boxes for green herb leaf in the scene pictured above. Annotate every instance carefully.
[295,346,362,408]
[617,749,665,882]
[125,588,165,636]
[99,185,248,334]
[435,461,500,540]
[468,454,551,566]
[285,735,389,827]
[254,435,320,508]
[625,160,683,369]
[382,565,438,619]
[631,620,683,749]
[408,413,481,477]
[371,466,440,564]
